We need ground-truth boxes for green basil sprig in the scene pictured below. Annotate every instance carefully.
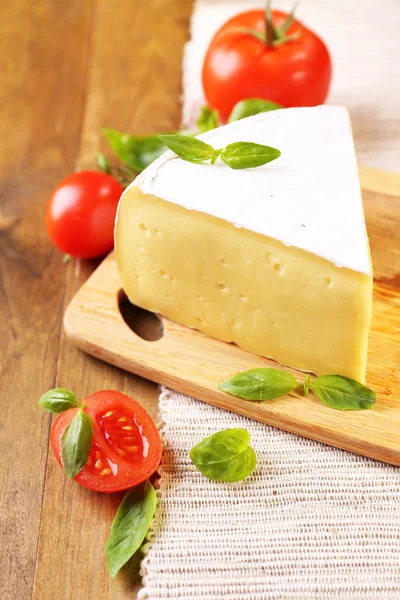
[101,97,284,179]
[160,134,281,170]
[220,368,298,401]
[61,409,94,479]
[39,388,81,413]
[105,480,157,577]
[96,152,112,175]
[196,98,282,130]
[160,135,216,163]
[96,151,138,188]
[220,368,376,411]
[39,388,94,478]
[190,428,256,482]
[304,374,376,411]
[102,128,167,173]
[227,98,282,123]
[219,141,281,170]
[196,105,220,133]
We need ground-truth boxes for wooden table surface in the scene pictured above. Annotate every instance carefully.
[0,1,192,598]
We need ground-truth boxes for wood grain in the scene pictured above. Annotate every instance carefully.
[1,1,397,598]
[32,2,192,600]
[64,169,400,466]
[0,3,92,599]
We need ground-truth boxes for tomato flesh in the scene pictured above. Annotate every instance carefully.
[51,391,162,492]
[85,440,118,478]
[96,406,149,464]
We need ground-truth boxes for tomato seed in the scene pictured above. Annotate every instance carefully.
[103,411,114,417]
[95,459,103,470]
[122,425,133,430]
[100,468,111,476]
[117,449,127,456]
[95,451,101,460]
[117,417,128,422]
[124,445,138,452]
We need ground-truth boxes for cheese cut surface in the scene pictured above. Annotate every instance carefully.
[115,106,373,381]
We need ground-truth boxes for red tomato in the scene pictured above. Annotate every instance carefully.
[202,9,332,121]
[51,390,162,493]
[46,171,123,259]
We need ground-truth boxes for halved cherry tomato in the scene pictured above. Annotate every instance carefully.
[202,9,332,121]
[51,390,162,493]
[46,170,123,259]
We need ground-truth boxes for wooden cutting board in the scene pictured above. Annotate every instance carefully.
[64,166,400,465]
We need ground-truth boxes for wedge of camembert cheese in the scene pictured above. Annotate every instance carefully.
[115,106,373,382]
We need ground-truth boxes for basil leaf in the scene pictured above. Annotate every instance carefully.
[310,375,376,411]
[196,105,220,133]
[61,409,93,479]
[220,368,298,401]
[96,152,112,174]
[159,134,215,163]
[39,388,80,413]
[227,98,282,123]
[102,128,167,172]
[221,142,281,170]
[105,480,157,577]
[190,428,256,482]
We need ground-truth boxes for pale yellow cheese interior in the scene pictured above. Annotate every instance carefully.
[116,189,373,382]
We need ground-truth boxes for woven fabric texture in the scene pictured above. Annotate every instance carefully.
[139,391,400,600]
[139,2,400,597]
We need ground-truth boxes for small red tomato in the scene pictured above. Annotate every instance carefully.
[46,171,123,259]
[51,390,162,493]
[202,9,332,121]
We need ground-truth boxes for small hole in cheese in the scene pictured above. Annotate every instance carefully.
[139,223,148,231]
[216,282,228,292]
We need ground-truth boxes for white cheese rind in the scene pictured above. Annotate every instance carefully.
[125,106,370,276]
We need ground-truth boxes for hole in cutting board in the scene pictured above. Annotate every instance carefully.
[117,290,164,341]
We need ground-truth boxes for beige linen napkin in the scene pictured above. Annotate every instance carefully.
[139,391,400,599]
[139,3,400,598]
